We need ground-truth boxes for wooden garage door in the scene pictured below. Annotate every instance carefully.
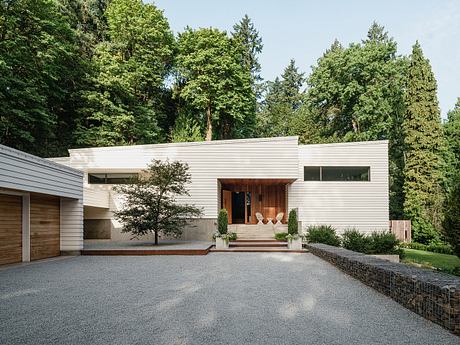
[0,194,22,265]
[30,194,60,261]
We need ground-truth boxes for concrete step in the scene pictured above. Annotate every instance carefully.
[210,247,307,253]
[230,242,287,248]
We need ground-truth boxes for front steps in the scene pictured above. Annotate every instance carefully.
[229,224,287,240]
[210,239,308,253]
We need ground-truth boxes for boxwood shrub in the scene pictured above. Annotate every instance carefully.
[342,229,372,253]
[275,232,288,241]
[305,225,341,247]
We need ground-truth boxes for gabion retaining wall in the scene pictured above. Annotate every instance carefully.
[306,243,460,335]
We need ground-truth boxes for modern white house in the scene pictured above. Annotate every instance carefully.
[0,145,83,265]
[49,136,389,241]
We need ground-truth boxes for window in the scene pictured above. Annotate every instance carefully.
[88,173,138,184]
[304,167,321,181]
[303,166,370,181]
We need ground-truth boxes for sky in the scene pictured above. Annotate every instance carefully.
[153,0,460,118]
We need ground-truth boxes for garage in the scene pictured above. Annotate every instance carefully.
[0,194,22,265]
[0,144,84,265]
[30,194,60,261]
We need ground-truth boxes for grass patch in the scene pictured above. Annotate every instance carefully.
[402,249,460,274]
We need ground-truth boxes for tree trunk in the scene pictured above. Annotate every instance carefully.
[154,231,158,245]
[205,104,212,141]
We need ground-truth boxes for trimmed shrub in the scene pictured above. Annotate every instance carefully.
[367,231,401,255]
[275,232,288,241]
[426,243,454,255]
[400,242,427,251]
[305,225,340,247]
[342,229,372,253]
[288,209,298,235]
[217,209,228,235]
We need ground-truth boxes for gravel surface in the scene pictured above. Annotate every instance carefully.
[0,253,458,345]
[83,239,213,250]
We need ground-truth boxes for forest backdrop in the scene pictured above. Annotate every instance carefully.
[1,0,459,248]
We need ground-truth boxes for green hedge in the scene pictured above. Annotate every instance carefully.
[401,242,454,255]
[342,229,401,255]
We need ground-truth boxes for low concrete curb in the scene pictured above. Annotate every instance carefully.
[306,243,460,336]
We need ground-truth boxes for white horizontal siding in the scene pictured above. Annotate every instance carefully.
[0,145,83,199]
[289,141,389,234]
[83,187,110,208]
[64,137,299,218]
[60,198,83,251]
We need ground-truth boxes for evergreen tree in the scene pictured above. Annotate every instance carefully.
[444,98,460,190]
[403,41,444,244]
[442,172,460,258]
[232,15,263,93]
[175,27,254,141]
[257,59,305,137]
[77,0,175,146]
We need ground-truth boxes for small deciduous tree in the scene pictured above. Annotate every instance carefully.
[114,160,202,245]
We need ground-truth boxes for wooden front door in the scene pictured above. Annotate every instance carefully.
[222,190,232,224]
[0,194,22,265]
[30,194,60,261]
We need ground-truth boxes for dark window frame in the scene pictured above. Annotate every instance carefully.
[303,166,370,182]
[88,173,139,184]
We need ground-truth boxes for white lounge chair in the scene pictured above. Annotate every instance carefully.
[275,212,284,225]
[255,212,264,224]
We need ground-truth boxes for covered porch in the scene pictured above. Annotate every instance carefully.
[218,178,295,226]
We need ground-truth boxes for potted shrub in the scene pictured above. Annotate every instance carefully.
[287,209,302,250]
[215,209,229,249]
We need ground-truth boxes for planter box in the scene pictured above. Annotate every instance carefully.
[370,254,400,263]
[288,238,302,250]
[215,237,229,249]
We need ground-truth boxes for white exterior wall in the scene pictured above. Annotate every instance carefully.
[289,141,389,234]
[58,137,299,219]
[60,198,84,251]
[0,145,82,199]
[1,144,84,251]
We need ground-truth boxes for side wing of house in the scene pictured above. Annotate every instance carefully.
[0,145,83,265]
[289,141,389,234]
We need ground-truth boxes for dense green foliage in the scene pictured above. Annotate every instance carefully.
[217,209,228,235]
[403,42,445,244]
[305,225,341,246]
[175,27,254,141]
[275,232,288,241]
[442,173,460,257]
[1,4,458,249]
[113,160,202,245]
[287,209,298,235]
[341,229,401,255]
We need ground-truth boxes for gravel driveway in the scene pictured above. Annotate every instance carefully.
[0,253,458,345]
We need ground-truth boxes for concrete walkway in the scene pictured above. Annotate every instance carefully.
[0,253,458,345]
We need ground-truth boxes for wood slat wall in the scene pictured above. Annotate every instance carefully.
[0,194,22,265]
[222,183,287,224]
[30,193,60,261]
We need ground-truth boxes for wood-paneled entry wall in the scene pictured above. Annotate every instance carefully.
[30,194,60,261]
[0,194,22,265]
[220,181,288,224]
